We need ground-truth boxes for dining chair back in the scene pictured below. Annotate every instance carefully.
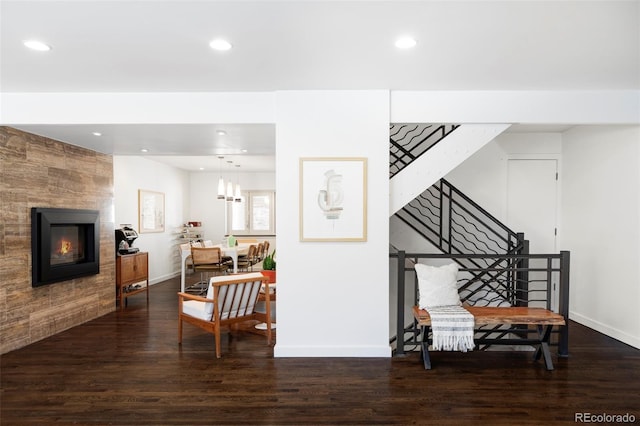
[256,242,265,262]
[190,247,231,292]
[237,244,258,272]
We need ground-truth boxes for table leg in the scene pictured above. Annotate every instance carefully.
[180,251,189,292]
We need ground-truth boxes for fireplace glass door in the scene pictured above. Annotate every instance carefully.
[50,225,86,266]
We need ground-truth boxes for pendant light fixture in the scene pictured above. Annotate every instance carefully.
[217,156,225,200]
[226,160,234,201]
[217,154,242,203]
[234,164,242,202]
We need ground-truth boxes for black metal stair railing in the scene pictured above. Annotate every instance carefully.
[394,178,529,306]
[396,179,522,255]
[390,123,460,178]
[390,251,570,358]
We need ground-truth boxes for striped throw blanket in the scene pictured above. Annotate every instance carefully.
[427,305,475,352]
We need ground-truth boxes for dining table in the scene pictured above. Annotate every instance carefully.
[179,242,250,292]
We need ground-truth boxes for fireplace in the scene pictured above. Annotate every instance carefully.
[31,208,100,287]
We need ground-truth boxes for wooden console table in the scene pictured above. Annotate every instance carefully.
[116,252,149,310]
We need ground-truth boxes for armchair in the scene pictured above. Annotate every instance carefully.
[178,272,273,358]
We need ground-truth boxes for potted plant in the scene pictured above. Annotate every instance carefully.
[261,250,276,283]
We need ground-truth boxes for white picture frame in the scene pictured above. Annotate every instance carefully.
[138,189,165,233]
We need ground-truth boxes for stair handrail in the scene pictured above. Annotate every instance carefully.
[396,179,525,256]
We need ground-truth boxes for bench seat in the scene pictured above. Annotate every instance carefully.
[412,306,565,370]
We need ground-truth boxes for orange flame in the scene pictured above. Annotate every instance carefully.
[59,239,72,255]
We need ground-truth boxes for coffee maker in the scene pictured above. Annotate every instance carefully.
[115,225,140,255]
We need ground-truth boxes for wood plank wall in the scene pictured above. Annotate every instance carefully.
[0,127,116,354]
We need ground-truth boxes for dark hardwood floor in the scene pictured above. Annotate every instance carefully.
[2,275,639,425]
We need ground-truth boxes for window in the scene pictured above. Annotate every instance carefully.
[227,191,276,236]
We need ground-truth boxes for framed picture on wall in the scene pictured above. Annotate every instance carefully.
[138,189,165,233]
[299,157,367,242]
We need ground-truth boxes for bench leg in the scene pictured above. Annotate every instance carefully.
[420,326,432,370]
[533,325,555,371]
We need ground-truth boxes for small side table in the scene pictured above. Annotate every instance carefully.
[115,252,149,310]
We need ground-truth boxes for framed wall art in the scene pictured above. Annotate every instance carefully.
[138,189,165,233]
[299,157,367,242]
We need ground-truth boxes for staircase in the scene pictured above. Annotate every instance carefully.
[390,122,528,307]
[389,122,518,253]
[389,124,570,356]
[389,123,511,215]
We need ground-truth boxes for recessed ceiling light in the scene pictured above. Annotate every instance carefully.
[199,167,205,171]
[140,148,149,153]
[216,130,227,136]
[92,132,102,136]
[241,149,248,153]
[24,40,52,51]
[395,36,417,49]
[209,39,232,51]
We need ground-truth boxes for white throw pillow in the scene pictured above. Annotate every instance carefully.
[415,263,461,309]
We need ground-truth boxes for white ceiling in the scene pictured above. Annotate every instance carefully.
[2,1,638,171]
[12,123,277,172]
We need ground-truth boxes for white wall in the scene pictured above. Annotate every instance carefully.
[6,91,636,126]
[274,90,390,357]
[562,125,640,348]
[448,132,562,223]
[391,91,639,124]
[189,171,275,244]
[113,156,190,284]
[2,92,276,124]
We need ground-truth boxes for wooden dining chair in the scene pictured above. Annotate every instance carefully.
[237,244,257,272]
[189,247,231,293]
[255,242,265,262]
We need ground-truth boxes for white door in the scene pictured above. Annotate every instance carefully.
[506,159,559,309]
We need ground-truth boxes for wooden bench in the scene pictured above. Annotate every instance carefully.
[413,306,566,371]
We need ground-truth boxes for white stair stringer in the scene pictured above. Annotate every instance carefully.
[389,123,511,216]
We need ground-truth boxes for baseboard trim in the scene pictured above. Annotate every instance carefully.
[274,344,392,358]
[570,310,640,349]
[149,271,180,286]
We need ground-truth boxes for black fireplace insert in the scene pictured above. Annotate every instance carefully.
[31,207,100,287]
